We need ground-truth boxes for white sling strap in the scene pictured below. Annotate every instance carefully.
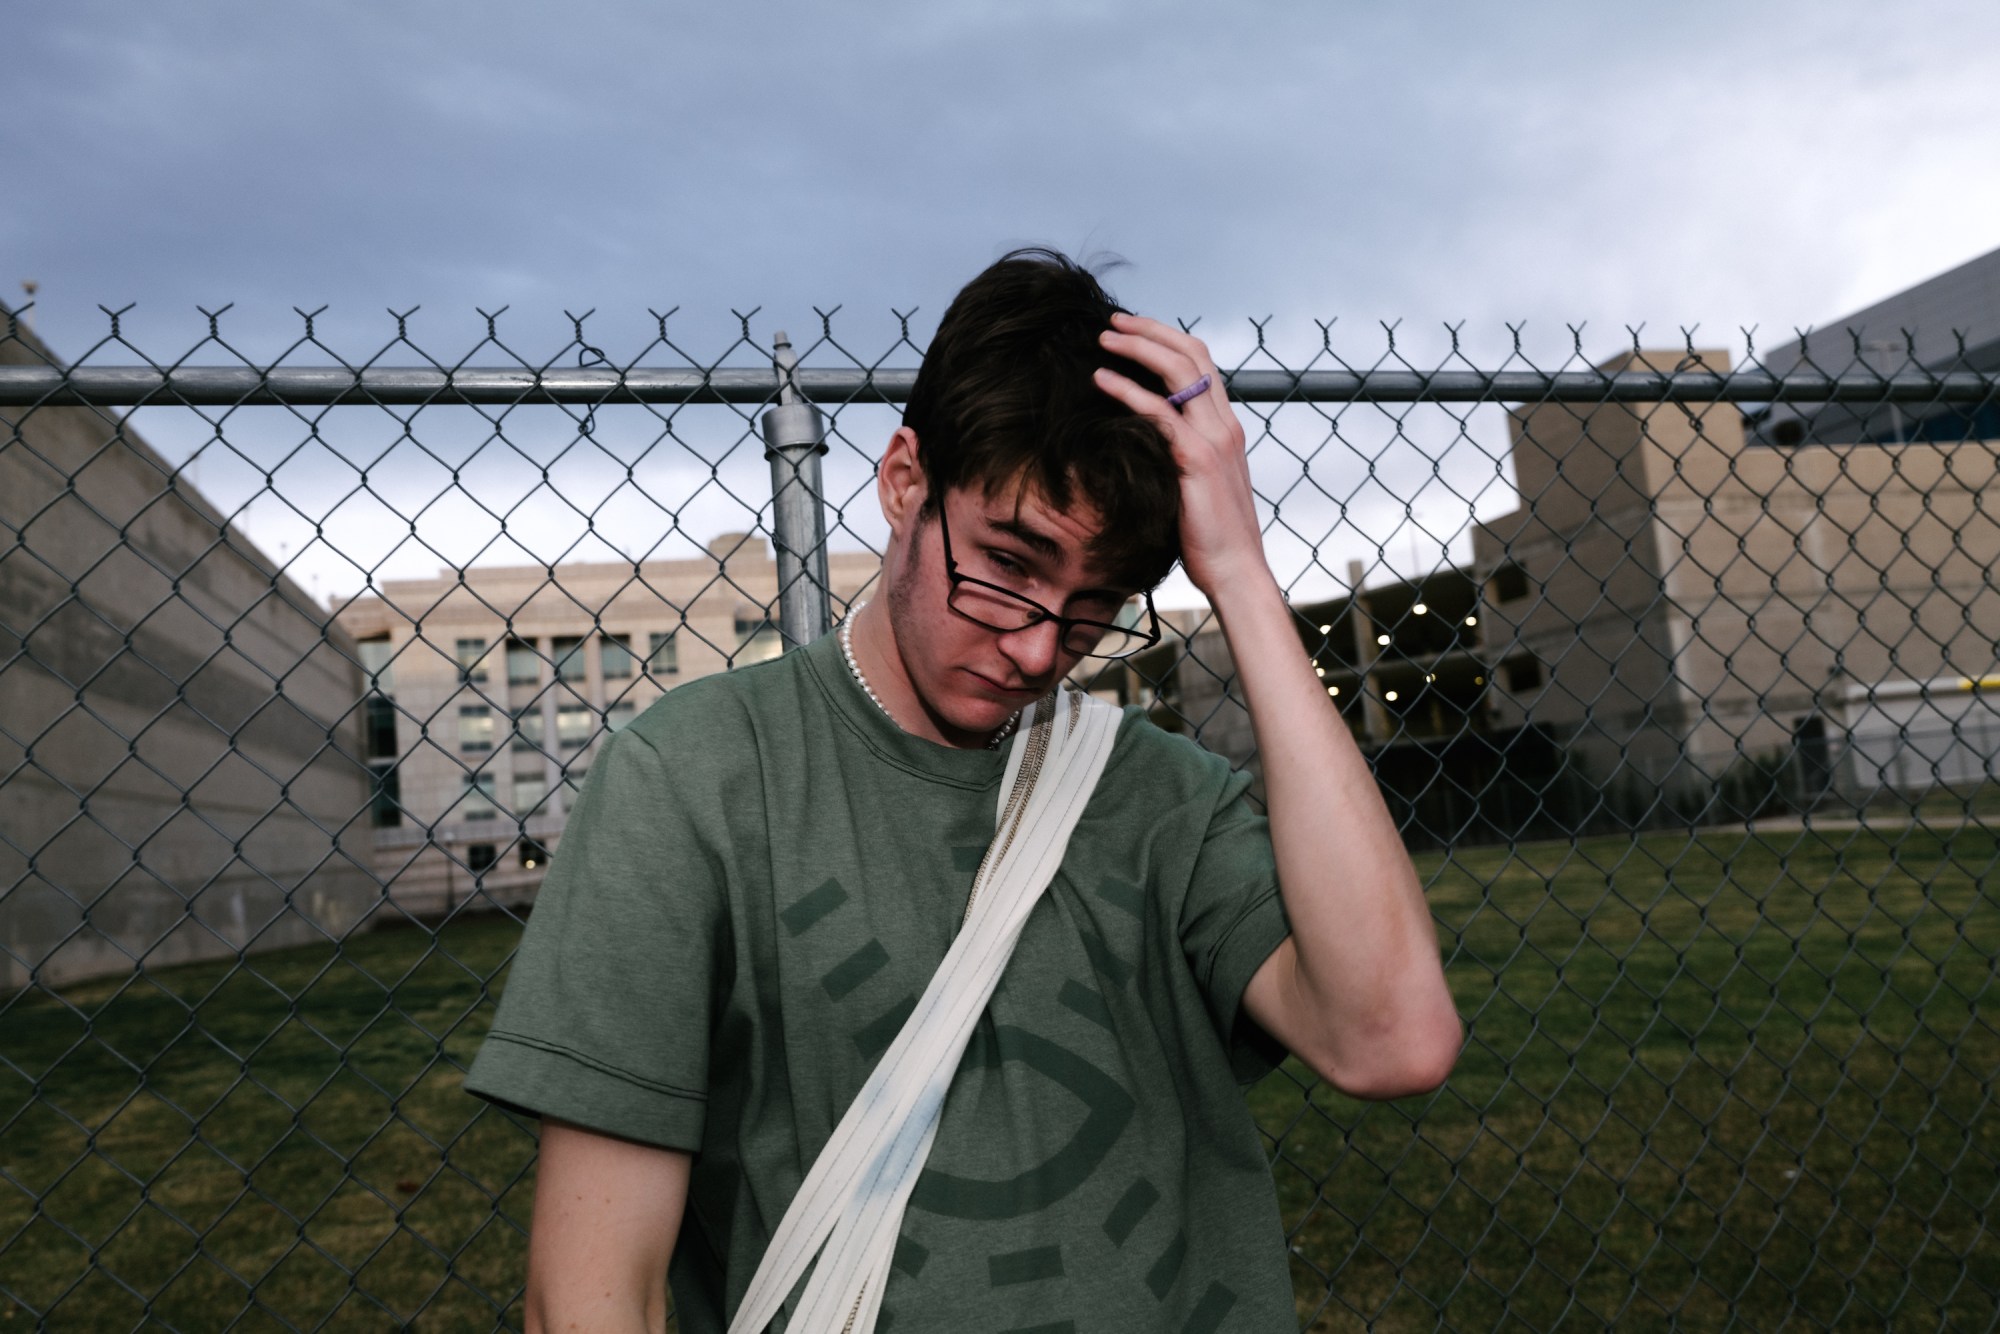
[728,686,1122,1334]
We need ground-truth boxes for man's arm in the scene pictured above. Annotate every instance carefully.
[526,1119,691,1334]
[1096,314,1464,1100]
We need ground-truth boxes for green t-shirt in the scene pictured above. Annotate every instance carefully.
[466,629,1297,1332]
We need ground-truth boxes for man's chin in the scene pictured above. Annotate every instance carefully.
[939,694,1029,741]
[961,668,1045,703]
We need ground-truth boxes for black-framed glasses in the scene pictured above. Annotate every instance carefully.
[937,503,1162,659]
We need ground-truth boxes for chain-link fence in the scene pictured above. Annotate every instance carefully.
[3,302,1998,1330]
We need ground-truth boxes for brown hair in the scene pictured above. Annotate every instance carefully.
[902,248,1182,590]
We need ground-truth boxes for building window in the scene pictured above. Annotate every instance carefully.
[506,637,540,685]
[511,771,547,817]
[606,700,636,732]
[735,614,782,664]
[365,696,398,760]
[467,843,497,873]
[648,631,679,676]
[552,636,586,683]
[461,773,497,821]
[459,705,495,752]
[511,707,543,754]
[557,702,594,749]
[1491,563,1530,603]
[1506,658,1544,692]
[456,637,489,684]
[357,635,394,692]
[601,633,633,679]
[369,760,402,828]
[519,837,550,869]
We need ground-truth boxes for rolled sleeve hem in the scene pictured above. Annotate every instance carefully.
[1203,884,1293,1085]
[464,1030,708,1151]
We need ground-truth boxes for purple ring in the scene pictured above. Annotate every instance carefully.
[1166,373,1212,408]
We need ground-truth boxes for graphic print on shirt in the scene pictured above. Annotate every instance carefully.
[777,864,1240,1331]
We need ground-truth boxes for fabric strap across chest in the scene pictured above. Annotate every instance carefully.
[728,687,1122,1334]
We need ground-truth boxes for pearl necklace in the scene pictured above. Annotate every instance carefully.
[839,601,1020,751]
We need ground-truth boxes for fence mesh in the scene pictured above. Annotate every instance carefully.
[3,304,1998,1330]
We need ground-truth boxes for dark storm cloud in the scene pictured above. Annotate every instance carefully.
[10,0,1998,362]
[7,0,1996,602]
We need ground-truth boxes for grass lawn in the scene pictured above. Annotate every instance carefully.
[0,916,533,1331]
[4,822,1997,1331]
[1252,820,2000,1331]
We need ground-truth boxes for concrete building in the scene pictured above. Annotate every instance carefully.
[335,538,879,915]
[1165,335,1999,839]
[1472,347,2000,814]
[1,312,377,989]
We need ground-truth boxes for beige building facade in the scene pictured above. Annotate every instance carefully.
[1472,348,2000,805]
[336,535,879,915]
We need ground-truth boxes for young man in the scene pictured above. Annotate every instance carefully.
[465,250,1461,1333]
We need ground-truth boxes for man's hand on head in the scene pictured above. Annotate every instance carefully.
[1095,314,1462,1101]
[1092,313,1271,601]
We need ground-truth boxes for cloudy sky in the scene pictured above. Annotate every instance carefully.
[9,0,1999,608]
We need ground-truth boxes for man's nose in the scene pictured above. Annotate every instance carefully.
[998,618,1065,681]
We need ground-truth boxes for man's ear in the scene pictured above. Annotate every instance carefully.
[877,426,928,537]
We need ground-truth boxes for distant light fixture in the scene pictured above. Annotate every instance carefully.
[1317,624,1332,634]
[1425,673,1435,683]
[1385,689,1399,702]
[1328,685,1340,696]
[1376,633,1390,646]
[1315,666,1326,677]
[1413,603,1428,615]
[1474,676,1485,685]
[1465,615,1478,627]
[524,858,538,869]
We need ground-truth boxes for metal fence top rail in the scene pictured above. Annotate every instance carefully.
[4,365,1998,407]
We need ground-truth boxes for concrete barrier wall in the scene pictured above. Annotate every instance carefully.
[1,318,378,989]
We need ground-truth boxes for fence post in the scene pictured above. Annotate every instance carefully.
[761,331,832,650]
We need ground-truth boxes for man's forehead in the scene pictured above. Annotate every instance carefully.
[958,478,1127,589]
[969,478,1101,548]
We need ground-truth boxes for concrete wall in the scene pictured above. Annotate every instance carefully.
[1,314,377,989]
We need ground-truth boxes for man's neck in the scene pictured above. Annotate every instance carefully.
[848,600,1002,751]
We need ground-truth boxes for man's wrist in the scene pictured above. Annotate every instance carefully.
[1202,560,1286,628]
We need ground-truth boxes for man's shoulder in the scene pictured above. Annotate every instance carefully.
[1102,701,1241,802]
[621,650,812,756]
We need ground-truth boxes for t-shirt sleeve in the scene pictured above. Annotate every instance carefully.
[1177,762,1293,1084]
[464,722,728,1150]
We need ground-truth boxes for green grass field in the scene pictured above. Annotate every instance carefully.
[4,822,1996,1331]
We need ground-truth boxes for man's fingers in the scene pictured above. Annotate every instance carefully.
[1100,328,1204,390]
[1092,366,1183,436]
[1100,316,1234,432]
[1111,311,1216,370]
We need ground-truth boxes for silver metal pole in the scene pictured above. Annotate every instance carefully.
[760,331,832,652]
